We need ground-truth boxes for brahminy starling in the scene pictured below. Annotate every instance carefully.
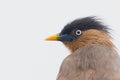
[45,17,120,80]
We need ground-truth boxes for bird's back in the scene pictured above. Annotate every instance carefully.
[57,44,120,80]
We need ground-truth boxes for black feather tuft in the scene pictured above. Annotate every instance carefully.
[60,16,110,35]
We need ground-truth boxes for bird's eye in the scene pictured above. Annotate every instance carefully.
[75,30,82,36]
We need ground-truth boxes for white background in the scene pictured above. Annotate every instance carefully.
[0,0,120,80]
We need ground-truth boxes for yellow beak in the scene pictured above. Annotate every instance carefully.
[45,34,59,41]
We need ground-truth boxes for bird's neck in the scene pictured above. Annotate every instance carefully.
[71,44,119,70]
[63,30,115,53]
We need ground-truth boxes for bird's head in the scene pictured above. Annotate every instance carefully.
[45,17,114,52]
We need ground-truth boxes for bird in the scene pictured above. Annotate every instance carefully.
[45,17,120,80]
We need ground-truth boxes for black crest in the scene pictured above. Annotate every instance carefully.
[60,17,109,35]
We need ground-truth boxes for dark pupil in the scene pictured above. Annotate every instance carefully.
[77,31,80,34]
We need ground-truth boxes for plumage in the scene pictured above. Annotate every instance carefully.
[45,16,120,80]
[60,17,109,35]
[57,44,120,80]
